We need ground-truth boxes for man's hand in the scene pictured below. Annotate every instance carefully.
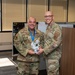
[37,48,44,55]
[28,50,35,55]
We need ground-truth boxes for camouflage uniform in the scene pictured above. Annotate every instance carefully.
[44,22,62,75]
[14,26,44,75]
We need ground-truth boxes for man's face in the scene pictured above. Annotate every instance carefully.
[28,18,36,30]
[44,12,53,24]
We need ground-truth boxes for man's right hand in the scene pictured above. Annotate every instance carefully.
[28,50,35,55]
[37,48,44,55]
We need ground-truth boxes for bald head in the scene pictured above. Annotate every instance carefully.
[45,11,53,17]
[28,17,36,23]
[27,17,36,30]
[44,11,54,25]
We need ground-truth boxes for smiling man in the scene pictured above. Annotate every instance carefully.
[37,11,62,75]
[14,17,44,75]
[44,11,62,75]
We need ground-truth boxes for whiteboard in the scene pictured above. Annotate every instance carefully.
[38,22,47,33]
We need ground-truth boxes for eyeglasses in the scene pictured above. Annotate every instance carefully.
[44,15,53,18]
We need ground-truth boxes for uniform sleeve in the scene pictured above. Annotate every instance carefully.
[14,32,29,57]
[44,25,62,55]
[40,33,44,48]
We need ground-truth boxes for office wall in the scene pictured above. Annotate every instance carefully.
[28,0,48,22]
[50,0,67,22]
[0,0,1,31]
[0,32,12,50]
[2,0,26,31]
[68,0,75,22]
[1,0,75,31]
[50,0,75,22]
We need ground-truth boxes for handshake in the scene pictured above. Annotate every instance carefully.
[31,40,40,53]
